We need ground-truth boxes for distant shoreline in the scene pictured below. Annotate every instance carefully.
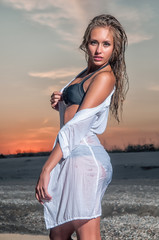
[0,143,159,159]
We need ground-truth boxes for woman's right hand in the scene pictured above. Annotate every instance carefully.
[35,169,52,204]
[50,91,62,111]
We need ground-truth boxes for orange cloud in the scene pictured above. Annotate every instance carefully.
[1,124,158,155]
[99,126,159,150]
[0,124,59,155]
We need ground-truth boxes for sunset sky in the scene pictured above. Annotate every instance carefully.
[0,0,159,155]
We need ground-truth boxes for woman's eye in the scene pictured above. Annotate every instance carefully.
[103,42,110,46]
[90,40,97,45]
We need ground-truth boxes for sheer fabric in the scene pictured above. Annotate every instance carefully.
[44,78,115,229]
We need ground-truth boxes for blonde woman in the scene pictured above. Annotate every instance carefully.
[36,14,128,240]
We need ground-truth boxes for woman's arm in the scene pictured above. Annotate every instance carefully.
[79,71,115,111]
[36,90,63,203]
[35,142,62,204]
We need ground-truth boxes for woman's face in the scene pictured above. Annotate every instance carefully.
[87,26,114,68]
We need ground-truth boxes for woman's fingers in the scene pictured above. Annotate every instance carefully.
[50,96,61,105]
[43,188,52,201]
[51,92,62,101]
[50,98,58,105]
[51,94,61,101]
[35,189,49,204]
[51,91,61,98]
[50,91,62,109]
[35,186,43,204]
[51,101,57,109]
[35,185,52,204]
[35,192,44,205]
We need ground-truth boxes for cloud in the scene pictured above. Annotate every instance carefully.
[1,0,56,11]
[27,126,57,138]
[28,12,80,43]
[29,68,82,79]
[42,118,49,124]
[29,67,83,94]
[128,33,153,45]
[148,85,159,92]
[2,0,86,44]
[105,1,154,45]
[1,0,154,45]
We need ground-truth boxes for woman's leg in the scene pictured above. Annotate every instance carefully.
[49,221,74,240]
[73,217,101,240]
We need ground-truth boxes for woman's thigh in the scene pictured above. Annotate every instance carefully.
[72,217,101,240]
[49,221,74,240]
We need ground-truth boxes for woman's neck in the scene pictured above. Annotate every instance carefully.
[86,61,108,74]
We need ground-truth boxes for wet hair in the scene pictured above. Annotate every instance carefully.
[79,14,129,122]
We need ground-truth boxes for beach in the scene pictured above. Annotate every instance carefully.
[0,152,159,239]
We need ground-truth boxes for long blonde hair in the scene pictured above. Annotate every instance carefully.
[79,14,129,122]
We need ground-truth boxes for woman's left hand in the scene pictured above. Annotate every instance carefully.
[35,169,52,204]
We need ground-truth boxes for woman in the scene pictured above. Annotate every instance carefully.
[36,14,128,240]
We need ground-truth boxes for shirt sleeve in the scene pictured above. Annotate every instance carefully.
[57,110,97,159]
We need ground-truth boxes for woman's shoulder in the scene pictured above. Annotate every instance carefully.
[91,69,116,90]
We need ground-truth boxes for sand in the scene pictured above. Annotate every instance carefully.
[0,234,49,240]
[0,151,159,239]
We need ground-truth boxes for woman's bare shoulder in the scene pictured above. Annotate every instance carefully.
[79,70,115,110]
[92,69,115,88]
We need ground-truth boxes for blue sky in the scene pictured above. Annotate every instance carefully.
[0,0,159,154]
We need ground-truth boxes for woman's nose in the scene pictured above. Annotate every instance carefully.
[96,44,102,53]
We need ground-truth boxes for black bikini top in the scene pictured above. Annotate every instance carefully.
[62,62,109,106]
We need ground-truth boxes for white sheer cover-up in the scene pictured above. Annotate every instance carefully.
[44,78,115,229]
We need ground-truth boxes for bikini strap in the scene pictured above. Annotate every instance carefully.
[81,62,109,85]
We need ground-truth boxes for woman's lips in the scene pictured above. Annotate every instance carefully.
[93,56,103,61]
